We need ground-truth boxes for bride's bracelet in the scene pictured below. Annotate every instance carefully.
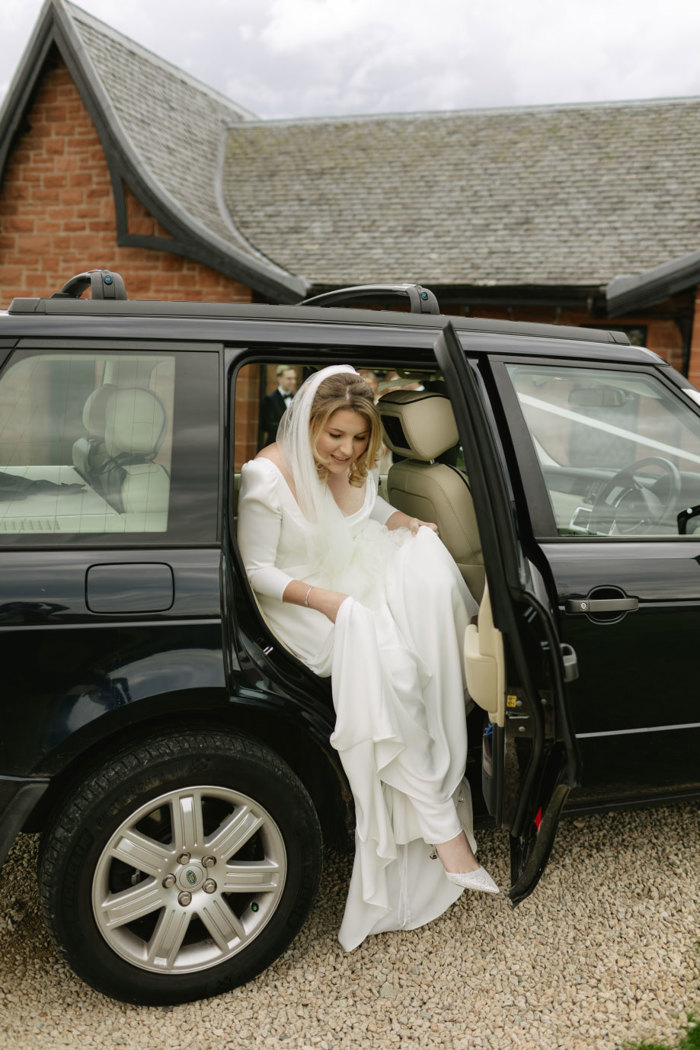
[304,585,314,608]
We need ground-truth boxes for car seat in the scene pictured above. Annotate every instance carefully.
[72,383,118,489]
[378,389,485,601]
[100,387,169,516]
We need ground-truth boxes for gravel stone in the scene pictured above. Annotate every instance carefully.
[0,803,697,1050]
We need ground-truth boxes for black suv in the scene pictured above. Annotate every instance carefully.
[1,272,698,1005]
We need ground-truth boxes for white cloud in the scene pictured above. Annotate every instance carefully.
[3,0,700,119]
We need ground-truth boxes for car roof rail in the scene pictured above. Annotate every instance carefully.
[300,283,440,314]
[51,269,127,301]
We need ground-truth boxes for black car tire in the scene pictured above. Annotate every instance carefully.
[39,729,322,1005]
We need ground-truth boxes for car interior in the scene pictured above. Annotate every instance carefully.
[508,364,700,537]
[233,360,505,730]
[0,352,174,534]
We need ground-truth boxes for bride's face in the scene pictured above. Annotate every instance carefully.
[315,408,370,475]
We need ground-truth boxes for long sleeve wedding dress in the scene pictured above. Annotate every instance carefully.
[238,452,479,950]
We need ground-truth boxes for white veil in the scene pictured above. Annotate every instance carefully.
[276,364,400,594]
[277,363,357,525]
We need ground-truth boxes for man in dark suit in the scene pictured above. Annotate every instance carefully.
[260,365,297,445]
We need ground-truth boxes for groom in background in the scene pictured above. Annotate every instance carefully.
[260,365,297,446]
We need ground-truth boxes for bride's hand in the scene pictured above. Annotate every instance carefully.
[408,517,439,536]
[385,510,439,536]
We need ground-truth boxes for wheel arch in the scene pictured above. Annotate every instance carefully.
[26,700,352,849]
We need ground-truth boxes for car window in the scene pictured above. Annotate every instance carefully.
[0,349,220,544]
[505,363,700,538]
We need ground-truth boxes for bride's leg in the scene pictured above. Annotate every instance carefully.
[435,831,500,893]
[435,831,480,875]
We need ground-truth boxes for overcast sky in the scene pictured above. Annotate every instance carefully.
[3,0,700,119]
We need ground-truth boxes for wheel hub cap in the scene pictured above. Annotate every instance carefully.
[91,785,287,975]
[177,862,204,891]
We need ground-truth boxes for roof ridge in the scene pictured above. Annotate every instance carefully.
[224,93,700,130]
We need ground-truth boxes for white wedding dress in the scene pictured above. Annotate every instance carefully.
[237,455,479,950]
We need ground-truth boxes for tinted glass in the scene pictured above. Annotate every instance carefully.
[506,363,700,537]
[0,349,219,545]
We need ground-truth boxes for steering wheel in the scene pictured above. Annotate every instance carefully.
[589,456,681,534]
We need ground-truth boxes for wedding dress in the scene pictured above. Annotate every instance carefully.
[237,366,479,951]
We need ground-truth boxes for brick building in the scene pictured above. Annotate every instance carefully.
[3,0,700,389]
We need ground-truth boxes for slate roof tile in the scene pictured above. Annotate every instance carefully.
[8,2,700,296]
[62,2,304,296]
[222,102,700,286]
[69,5,252,248]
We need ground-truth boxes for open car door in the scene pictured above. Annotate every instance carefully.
[434,323,581,904]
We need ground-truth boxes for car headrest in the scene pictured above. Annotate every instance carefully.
[81,383,117,438]
[105,388,166,459]
[378,390,459,461]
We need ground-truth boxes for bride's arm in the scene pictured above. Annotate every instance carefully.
[238,463,348,624]
[282,580,348,624]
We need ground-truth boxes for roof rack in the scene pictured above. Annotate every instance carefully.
[301,284,440,314]
[42,272,439,313]
[51,269,127,300]
[5,271,635,350]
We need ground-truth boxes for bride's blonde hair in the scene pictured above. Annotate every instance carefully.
[309,372,384,486]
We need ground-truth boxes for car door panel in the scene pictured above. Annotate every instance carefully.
[490,356,700,805]
[435,324,581,903]
[545,540,700,802]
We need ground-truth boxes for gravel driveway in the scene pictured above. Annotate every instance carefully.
[1,803,697,1050]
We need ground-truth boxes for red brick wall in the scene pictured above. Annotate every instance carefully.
[0,53,253,306]
[688,292,700,389]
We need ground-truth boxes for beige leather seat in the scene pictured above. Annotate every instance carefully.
[101,387,169,517]
[378,389,485,601]
[72,383,118,484]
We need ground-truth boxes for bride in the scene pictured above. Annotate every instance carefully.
[237,364,498,951]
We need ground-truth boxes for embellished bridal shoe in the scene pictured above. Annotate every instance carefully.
[445,866,499,894]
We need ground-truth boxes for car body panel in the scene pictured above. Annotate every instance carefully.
[0,292,697,896]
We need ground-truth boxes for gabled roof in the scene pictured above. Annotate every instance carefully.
[3,2,700,307]
[221,100,700,289]
[0,0,307,301]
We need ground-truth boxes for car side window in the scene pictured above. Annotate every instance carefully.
[0,348,219,544]
[505,363,700,538]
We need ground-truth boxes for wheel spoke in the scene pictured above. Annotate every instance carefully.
[207,804,264,860]
[170,791,205,853]
[199,898,246,951]
[147,905,192,970]
[110,827,174,877]
[98,879,167,928]
[220,860,282,894]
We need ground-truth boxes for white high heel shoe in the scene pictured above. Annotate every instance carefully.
[445,866,499,894]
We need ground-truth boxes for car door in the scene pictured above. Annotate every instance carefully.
[434,323,581,904]
[489,352,700,808]
[0,342,223,790]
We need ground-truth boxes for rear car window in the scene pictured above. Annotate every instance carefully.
[0,348,220,545]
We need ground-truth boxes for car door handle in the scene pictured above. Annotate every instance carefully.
[565,597,639,614]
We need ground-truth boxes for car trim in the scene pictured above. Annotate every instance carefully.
[576,722,700,738]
